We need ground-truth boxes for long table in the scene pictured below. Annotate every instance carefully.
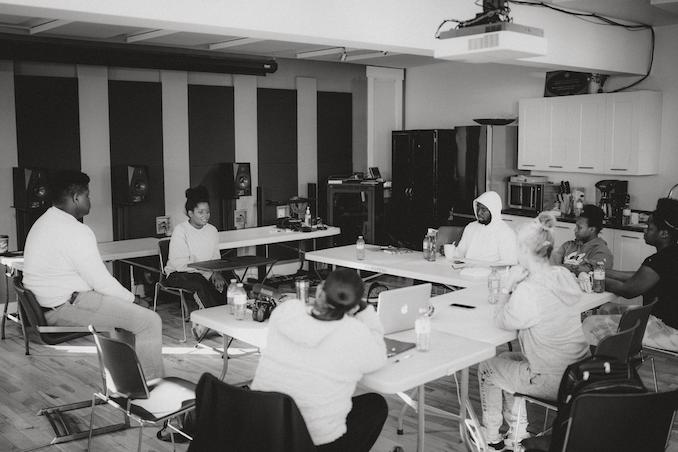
[305,244,488,288]
[0,226,340,338]
[304,244,619,448]
[190,306,495,452]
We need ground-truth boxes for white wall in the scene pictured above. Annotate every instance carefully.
[404,24,678,211]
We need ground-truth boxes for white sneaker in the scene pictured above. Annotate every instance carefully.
[504,428,530,452]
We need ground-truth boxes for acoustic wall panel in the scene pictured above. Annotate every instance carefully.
[317,91,353,221]
[15,75,81,170]
[257,88,297,226]
[188,84,235,230]
[108,80,165,240]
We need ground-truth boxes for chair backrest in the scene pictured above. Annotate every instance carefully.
[436,225,465,252]
[557,389,678,452]
[594,322,637,363]
[13,277,48,328]
[89,326,150,400]
[188,372,316,452]
[617,301,656,358]
[158,238,171,278]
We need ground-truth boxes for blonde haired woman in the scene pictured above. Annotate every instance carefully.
[478,212,589,451]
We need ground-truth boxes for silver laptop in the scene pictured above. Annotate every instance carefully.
[377,283,432,334]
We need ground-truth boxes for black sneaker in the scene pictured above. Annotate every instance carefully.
[488,440,506,451]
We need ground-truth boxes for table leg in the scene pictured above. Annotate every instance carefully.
[417,384,425,452]
[219,335,231,381]
[459,369,469,444]
[1,267,9,339]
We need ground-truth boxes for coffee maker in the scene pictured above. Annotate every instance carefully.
[595,180,629,225]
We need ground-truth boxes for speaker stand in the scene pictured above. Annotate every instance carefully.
[113,205,130,240]
[221,198,236,231]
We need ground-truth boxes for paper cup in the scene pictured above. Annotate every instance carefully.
[443,244,457,261]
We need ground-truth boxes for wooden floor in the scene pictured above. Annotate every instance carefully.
[2,288,678,452]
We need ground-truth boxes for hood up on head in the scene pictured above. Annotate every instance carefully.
[473,191,503,225]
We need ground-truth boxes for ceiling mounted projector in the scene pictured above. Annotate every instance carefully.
[434,22,546,63]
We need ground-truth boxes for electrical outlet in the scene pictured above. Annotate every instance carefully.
[156,216,170,235]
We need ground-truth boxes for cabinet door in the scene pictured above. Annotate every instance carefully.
[553,222,575,250]
[604,92,637,174]
[411,131,436,231]
[575,96,606,173]
[501,214,532,233]
[547,98,577,171]
[613,230,654,271]
[518,99,549,170]
[599,227,615,268]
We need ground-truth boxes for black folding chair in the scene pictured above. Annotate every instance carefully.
[153,238,201,342]
[526,389,678,452]
[88,326,196,452]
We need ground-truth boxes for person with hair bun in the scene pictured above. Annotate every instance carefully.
[477,212,590,451]
[251,269,388,451]
[165,186,226,339]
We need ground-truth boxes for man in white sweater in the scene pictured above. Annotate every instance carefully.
[456,191,518,265]
[251,269,388,451]
[23,170,164,379]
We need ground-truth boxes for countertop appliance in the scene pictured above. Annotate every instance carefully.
[595,179,629,225]
[507,180,558,213]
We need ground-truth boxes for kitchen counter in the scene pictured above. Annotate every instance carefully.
[501,208,648,233]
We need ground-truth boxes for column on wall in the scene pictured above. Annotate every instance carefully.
[161,71,191,232]
[78,65,113,241]
[233,74,258,228]
[0,61,18,250]
[366,66,404,180]
[296,77,317,198]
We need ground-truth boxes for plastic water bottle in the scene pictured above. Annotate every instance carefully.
[415,308,431,351]
[304,206,312,226]
[488,266,501,304]
[233,282,247,320]
[356,236,366,260]
[226,278,237,313]
[593,261,606,293]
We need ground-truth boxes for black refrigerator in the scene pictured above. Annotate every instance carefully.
[388,126,517,249]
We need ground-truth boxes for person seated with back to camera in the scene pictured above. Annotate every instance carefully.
[251,269,388,452]
[22,170,165,379]
[478,212,590,451]
[582,198,678,352]
[549,204,613,278]
[165,186,227,340]
[455,191,518,265]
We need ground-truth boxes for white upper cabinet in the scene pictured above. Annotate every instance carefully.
[518,91,661,175]
[604,91,662,175]
[518,98,548,170]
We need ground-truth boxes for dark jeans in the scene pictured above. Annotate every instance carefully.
[316,393,388,452]
[165,271,226,309]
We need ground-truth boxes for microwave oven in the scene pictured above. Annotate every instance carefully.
[507,181,558,213]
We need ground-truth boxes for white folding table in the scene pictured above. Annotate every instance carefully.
[190,305,495,452]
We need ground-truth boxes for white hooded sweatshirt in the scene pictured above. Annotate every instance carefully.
[494,265,590,375]
[251,300,387,445]
[456,191,518,264]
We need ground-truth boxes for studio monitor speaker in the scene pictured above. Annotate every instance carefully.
[221,162,251,199]
[13,167,50,210]
[112,165,149,205]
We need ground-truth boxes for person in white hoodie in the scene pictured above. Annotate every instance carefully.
[456,191,518,264]
[478,212,589,451]
[251,269,388,451]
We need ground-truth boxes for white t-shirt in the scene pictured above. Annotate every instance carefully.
[164,220,221,280]
[23,207,134,308]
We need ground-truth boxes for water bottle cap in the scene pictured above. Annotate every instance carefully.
[230,279,237,283]
[237,282,244,287]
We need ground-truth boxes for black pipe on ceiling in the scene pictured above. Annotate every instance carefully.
[0,32,277,76]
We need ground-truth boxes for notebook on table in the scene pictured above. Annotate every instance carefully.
[377,283,432,357]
